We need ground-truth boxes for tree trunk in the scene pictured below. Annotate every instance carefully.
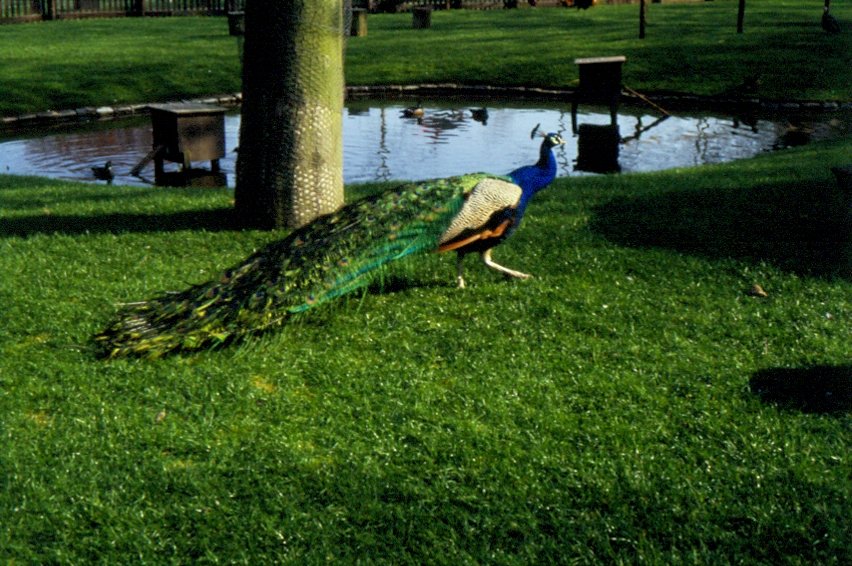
[235,1,345,229]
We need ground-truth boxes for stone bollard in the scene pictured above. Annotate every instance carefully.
[413,7,432,29]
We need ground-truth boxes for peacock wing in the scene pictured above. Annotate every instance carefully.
[234,172,501,320]
[437,177,522,253]
[276,174,487,313]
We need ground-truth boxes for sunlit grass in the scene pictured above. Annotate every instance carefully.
[347,1,852,100]
[1,1,851,117]
[1,2,849,561]
[1,137,850,562]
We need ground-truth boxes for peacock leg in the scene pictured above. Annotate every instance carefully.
[481,248,531,280]
[456,253,467,289]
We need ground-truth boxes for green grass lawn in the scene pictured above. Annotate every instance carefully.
[1,136,850,562]
[1,1,851,117]
[1,1,851,562]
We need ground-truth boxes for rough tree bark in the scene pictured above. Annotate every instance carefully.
[235,1,345,229]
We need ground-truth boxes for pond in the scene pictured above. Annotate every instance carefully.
[0,97,849,187]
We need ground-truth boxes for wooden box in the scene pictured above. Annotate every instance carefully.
[148,103,226,169]
[574,56,627,105]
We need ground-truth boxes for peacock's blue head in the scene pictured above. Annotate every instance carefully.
[542,132,566,148]
[530,124,566,149]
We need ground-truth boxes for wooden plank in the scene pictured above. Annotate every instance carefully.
[574,56,627,65]
[130,144,165,176]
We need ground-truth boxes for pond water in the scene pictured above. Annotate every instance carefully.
[0,97,849,187]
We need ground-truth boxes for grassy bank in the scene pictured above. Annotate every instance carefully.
[1,1,851,117]
[1,136,850,562]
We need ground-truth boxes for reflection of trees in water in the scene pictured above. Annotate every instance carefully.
[621,114,670,144]
[375,107,391,182]
[555,110,572,176]
[20,122,152,179]
[4,101,848,186]
[29,125,151,164]
[693,117,711,167]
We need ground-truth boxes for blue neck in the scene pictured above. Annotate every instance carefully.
[508,140,558,212]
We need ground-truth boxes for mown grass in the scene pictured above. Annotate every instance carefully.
[0,17,243,116]
[349,1,852,101]
[1,1,851,117]
[2,136,850,562]
[1,1,850,561]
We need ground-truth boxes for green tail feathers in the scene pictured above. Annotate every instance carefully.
[95,175,487,358]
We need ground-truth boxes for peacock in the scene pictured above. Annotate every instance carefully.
[94,127,565,358]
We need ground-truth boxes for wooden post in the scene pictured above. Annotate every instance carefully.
[413,7,431,29]
[737,0,745,33]
[639,0,647,39]
[227,11,245,36]
[350,8,367,37]
[45,0,56,20]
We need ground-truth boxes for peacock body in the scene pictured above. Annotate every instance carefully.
[95,130,565,358]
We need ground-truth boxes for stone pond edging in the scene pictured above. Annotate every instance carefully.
[1,94,243,129]
[1,85,850,131]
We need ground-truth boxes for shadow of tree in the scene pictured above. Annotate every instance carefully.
[1,208,238,238]
[750,365,851,414]
[590,177,851,279]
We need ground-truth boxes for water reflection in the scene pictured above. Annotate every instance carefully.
[0,99,848,188]
[576,124,621,174]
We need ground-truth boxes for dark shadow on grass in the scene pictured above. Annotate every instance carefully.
[750,365,851,414]
[0,186,170,211]
[590,178,851,279]
[1,208,239,238]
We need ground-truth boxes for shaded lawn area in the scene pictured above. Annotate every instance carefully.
[0,137,850,562]
[590,143,852,279]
